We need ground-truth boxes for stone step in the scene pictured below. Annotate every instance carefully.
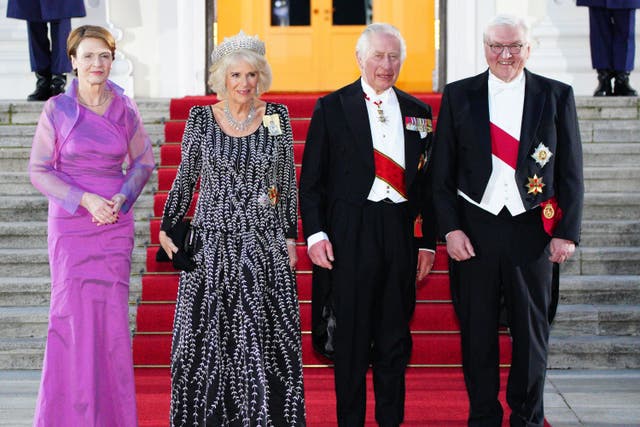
[576,96,640,121]
[584,167,640,193]
[0,146,162,173]
[2,186,638,227]
[580,119,640,144]
[1,167,631,207]
[0,118,636,152]
[0,337,44,370]
[0,99,169,125]
[0,147,29,173]
[0,194,154,222]
[6,143,636,173]
[0,307,48,339]
[2,332,638,370]
[559,246,640,276]
[0,305,138,339]
[548,335,640,369]
[1,97,637,125]
[0,128,637,175]
[0,216,634,251]
[582,192,640,220]
[0,370,40,427]
[559,275,640,305]
[0,220,152,249]
[580,220,640,247]
[582,143,640,167]
[0,151,162,180]
[0,171,158,197]
[0,408,35,426]
[0,168,627,196]
[0,172,39,196]
[0,123,163,173]
[552,304,640,337]
[0,276,142,307]
[0,123,165,147]
[0,247,148,278]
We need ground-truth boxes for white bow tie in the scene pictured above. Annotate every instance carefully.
[489,72,524,95]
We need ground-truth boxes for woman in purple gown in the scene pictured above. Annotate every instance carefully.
[29,25,155,426]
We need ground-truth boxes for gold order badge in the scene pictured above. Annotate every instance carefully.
[526,174,545,195]
[543,203,555,219]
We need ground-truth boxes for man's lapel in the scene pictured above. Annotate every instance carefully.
[340,80,375,172]
[518,69,546,168]
[468,72,493,168]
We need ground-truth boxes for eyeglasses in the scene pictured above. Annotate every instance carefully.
[486,43,525,55]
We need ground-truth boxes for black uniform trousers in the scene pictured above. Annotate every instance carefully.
[26,19,72,74]
[587,7,636,71]
[450,201,553,427]
[329,199,417,427]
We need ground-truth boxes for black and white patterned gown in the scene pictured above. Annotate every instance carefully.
[161,103,306,426]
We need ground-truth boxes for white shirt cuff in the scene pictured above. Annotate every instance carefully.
[307,231,329,250]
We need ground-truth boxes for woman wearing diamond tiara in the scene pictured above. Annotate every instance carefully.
[159,31,306,425]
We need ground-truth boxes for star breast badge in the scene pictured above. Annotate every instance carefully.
[526,174,545,195]
[531,142,553,167]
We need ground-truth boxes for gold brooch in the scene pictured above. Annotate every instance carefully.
[526,174,545,195]
[268,185,279,206]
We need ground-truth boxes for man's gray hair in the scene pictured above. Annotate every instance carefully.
[355,23,407,62]
[483,14,530,43]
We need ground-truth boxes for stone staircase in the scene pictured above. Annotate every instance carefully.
[548,97,640,368]
[0,96,638,371]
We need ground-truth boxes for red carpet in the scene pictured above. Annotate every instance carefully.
[136,368,549,426]
[135,92,551,426]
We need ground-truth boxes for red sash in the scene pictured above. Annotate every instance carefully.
[374,149,406,198]
[490,122,519,169]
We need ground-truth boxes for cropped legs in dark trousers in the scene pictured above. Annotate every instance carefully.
[330,201,416,427]
[27,19,72,74]
[450,202,553,427]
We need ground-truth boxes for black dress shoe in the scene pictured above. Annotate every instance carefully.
[593,69,613,97]
[27,71,52,101]
[613,71,638,96]
[50,74,67,97]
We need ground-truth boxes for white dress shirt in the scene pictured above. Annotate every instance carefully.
[458,70,526,216]
[361,78,407,203]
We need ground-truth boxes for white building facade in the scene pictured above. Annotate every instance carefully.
[1,0,639,98]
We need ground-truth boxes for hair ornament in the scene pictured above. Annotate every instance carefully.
[211,30,266,64]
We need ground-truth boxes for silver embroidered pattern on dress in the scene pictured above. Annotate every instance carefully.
[162,103,305,426]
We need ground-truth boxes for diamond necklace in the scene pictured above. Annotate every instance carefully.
[224,101,256,131]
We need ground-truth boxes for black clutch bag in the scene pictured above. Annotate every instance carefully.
[311,266,336,360]
[156,220,201,272]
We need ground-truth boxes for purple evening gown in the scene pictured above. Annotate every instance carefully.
[29,79,155,427]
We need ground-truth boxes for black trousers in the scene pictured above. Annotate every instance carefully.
[450,202,553,427]
[329,200,416,427]
[26,19,72,74]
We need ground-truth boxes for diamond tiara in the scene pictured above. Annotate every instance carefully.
[211,30,266,65]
